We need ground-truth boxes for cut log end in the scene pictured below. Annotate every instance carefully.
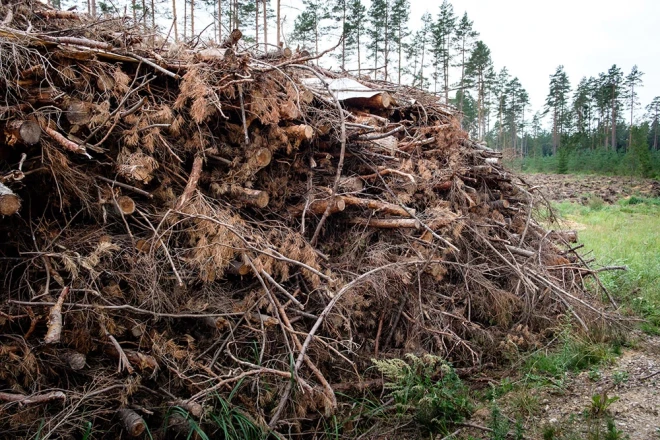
[283,124,314,141]
[118,409,146,437]
[5,120,42,145]
[115,196,136,216]
[59,350,87,370]
[252,147,272,168]
[0,190,21,216]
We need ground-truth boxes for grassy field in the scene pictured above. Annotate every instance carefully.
[553,196,660,334]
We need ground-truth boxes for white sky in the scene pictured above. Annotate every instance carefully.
[279,0,660,118]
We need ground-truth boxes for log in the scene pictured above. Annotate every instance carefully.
[282,124,314,141]
[343,92,392,110]
[41,124,89,156]
[226,259,250,276]
[434,180,454,191]
[4,120,42,145]
[172,400,204,417]
[114,195,136,216]
[36,10,84,20]
[349,217,420,229]
[0,391,66,405]
[248,147,272,168]
[505,245,535,258]
[202,316,230,330]
[489,200,510,210]
[291,196,345,216]
[59,349,86,370]
[118,409,146,437]
[0,182,21,216]
[300,88,315,105]
[44,286,70,344]
[220,29,243,48]
[212,184,269,208]
[551,230,578,243]
[341,196,415,217]
[66,100,94,125]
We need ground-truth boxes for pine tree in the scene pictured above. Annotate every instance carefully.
[453,12,479,118]
[492,67,510,149]
[432,0,455,102]
[544,65,571,154]
[624,65,644,150]
[390,0,410,85]
[605,64,624,150]
[408,12,434,89]
[647,97,660,151]
[465,41,493,140]
[291,0,328,56]
[330,0,350,69]
[347,0,367,76]
[366,0,389,80]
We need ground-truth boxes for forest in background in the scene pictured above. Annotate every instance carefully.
[51,0,660,176]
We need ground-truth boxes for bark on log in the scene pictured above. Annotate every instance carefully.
[434,180,454,191]
[0,391,66,405]
[490,200,510,210]
[4,120,42,145]
[44,286,70,344]
[118,409,146,437]
[172,400,204,417]
[42,124,89,156]
[349,217,420,229]
[0,182,21,216]
[341,195,415,217]
[282,124,314,141]
[226,258,250,276]
[343,92,392,110]
[220,29,243,48]
[212,184,269,208]
[59,349,87,370]
[551,230,578,243]
[36,10,84,20]
[291,196,345,216]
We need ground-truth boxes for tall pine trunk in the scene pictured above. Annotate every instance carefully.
[628,84,634,151]
[397,24,402,84]
[190,0,194,36]
[611,84,617,151]
[458,39,466,116]
[173,0,179,42]
[217,0,222,43]
[383,1,389,82]
[276,0,281,46]
[263,0,268,52]
[255,0,259,49]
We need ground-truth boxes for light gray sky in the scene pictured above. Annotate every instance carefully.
[279,0,660,118]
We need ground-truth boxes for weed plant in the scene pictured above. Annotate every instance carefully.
[372,354,473,436]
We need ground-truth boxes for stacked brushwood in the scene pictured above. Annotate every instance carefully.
[0,2,620,438]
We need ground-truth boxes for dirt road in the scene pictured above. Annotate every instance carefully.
[521,173,660,204]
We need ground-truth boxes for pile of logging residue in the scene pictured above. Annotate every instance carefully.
[0,2,620,438]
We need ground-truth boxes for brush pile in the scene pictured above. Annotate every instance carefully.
[0,2,617,438]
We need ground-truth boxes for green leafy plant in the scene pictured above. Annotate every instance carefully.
[590,392,619,417]
[489,403,509,440]
[372,354,473,435]
[612,371,629,385]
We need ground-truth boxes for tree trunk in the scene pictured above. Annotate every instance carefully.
[611,85,617,151]
[118,409,146,437]
[276,0,280,46]
[628,84,634,151]
[383,1,389,82]
[173,0,179,42]
[263,0,267,53]
[349,217,420,229]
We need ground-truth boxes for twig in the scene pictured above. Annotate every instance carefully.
[96,175,153,198]
[175,155,203,211]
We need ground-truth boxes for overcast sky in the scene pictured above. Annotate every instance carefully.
[279,0,660,118]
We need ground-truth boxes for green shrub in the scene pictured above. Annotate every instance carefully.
[373,354,473,435]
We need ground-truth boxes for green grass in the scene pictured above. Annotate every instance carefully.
[553,197,660,334]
